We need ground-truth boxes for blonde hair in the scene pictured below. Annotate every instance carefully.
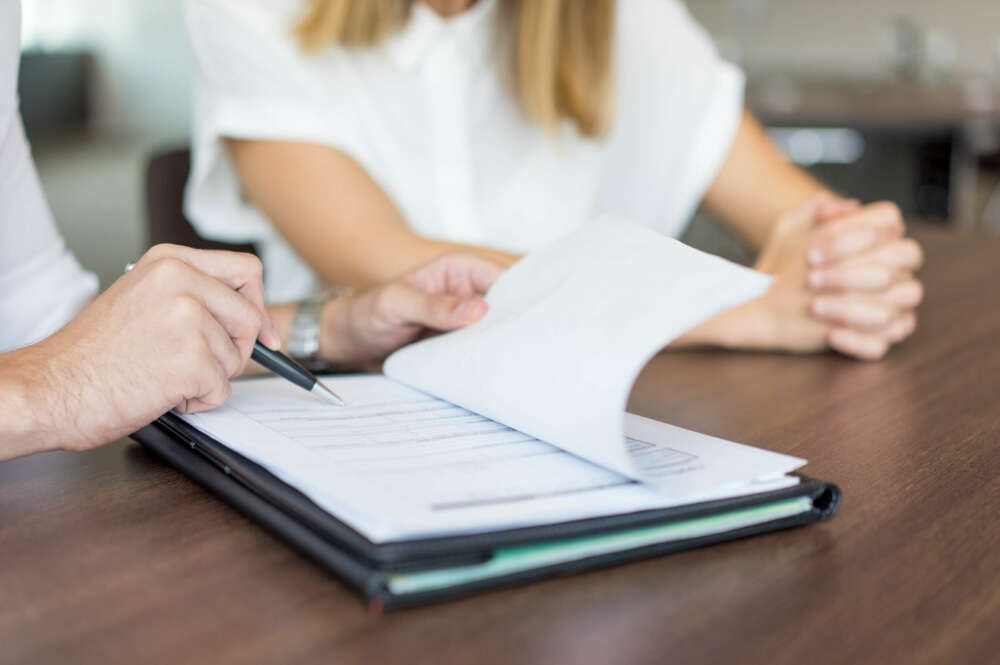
[295,0,614,137]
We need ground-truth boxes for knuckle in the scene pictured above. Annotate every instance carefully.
[904,239,924,268]
[148,256,188,285]
[170,294,204,325]
[248,304,264,331]
[215,380,233,406]
[195,362,226,396]
[221,348,241,378]
[185,339,214,375]
[375,283,403,311]
[869,341,890,360]
[869,305,893,328]
[142,244,166,262]
[243,253,264,279]
[878,266,897,288]
[141,243,181,264]
[874,201,904,227]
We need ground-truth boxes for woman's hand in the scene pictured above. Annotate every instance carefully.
[804,199,923,358]
[753,195,924,359]
[317,253,506,370]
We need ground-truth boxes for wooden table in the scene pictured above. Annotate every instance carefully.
[2,228,999,665]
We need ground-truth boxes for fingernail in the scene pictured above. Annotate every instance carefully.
[808,248,825,266]
[808,271,825,289]
[836,230,876,255]
[456,300,484,321]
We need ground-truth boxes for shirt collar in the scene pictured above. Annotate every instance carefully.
[384,0,498,73]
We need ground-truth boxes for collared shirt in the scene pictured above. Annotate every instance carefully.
[0,0,97,352]
[185,0,744,302]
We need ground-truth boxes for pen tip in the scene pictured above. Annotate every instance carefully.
[312,381,345,407]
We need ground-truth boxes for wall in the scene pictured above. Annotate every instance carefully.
[687,0,1000,82]
[20,0,1000,141]
[21,0,191,142]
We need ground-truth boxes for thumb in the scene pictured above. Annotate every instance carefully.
[816,198,861,224]
[388,283,489,331]
[786,192,839,226]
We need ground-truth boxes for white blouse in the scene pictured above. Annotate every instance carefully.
[1,0,97,352]
[184,0,744,302]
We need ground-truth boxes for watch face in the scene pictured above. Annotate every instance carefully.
[288,299,325,360]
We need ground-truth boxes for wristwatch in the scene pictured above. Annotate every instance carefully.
[287,289,351,372]
[287,297,325,362]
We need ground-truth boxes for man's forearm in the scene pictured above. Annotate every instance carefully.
[0,346,58,461]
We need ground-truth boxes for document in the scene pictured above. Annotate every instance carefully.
[180,219,798,543]
[385,217,772,484]
[184,375,803,543]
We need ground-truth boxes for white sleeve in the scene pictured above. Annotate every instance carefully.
[600,0,745,236]
[0,0,97,353]
[183,0,364,245]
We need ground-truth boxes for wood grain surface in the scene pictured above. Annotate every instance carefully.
[2,227,998,665]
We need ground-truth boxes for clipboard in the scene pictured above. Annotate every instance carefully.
[132,413,840,609]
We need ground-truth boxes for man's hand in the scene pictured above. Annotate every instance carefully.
[1,244,277,458]
[318,253,506,370]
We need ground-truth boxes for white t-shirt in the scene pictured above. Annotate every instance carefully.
[185,0,744,302]
[0,0,97,352]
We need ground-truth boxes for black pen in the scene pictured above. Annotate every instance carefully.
[125,262,345,407]
[250,342,345,406]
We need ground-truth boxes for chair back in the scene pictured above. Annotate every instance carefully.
[145,149,256,255]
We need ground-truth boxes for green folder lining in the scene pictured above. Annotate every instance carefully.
[388,496,813,595]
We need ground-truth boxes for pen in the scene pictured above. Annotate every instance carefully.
[250,342,344,406]
[125,263,345,406]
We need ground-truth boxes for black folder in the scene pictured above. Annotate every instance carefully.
[132,413,840,610]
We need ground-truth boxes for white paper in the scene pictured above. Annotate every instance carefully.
[182,375,804,543]
[385,218,772,484]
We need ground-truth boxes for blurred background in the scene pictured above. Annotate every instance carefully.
[18,0,1000,287]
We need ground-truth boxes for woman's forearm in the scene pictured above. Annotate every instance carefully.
[227,139,517,289]
[701,111,830,250]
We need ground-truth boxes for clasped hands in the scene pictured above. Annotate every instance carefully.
[749,195,924,360]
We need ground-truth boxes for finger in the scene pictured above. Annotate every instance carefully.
[811,294,897,330]
[408,253,507,297]
[197,305,245,378]
[808,240,924,291]
[147,258,264,363]
[780,192,840,229]
[176,358,232,414]
[883,312,917,344]
[828,328,890,361]
[816,198,860,223]
[451,254,507,295]
[849,238,924,271]
[380,283,489,331]
[808,264,902,292]
[808,202,904,265]
[139,245,280,349]
[880,279,924,309]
